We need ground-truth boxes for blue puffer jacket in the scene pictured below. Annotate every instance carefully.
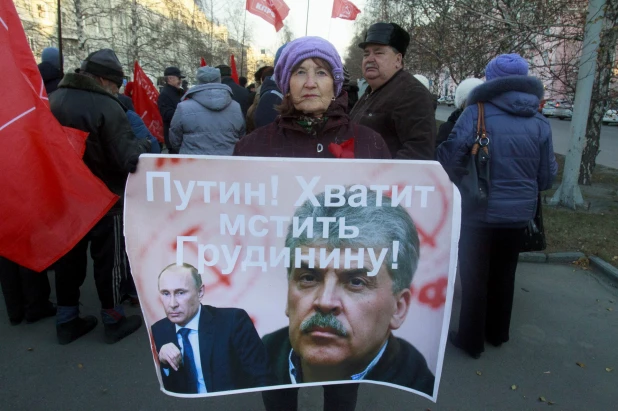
[126,110,161,153]
[169,83,245,155]
[437,76,558,227]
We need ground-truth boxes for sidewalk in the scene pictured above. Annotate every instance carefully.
[1,262,616,410]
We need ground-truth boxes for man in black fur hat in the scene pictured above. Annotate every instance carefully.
[350,22,436,160]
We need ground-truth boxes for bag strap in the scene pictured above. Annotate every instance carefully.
[472,103,489,155]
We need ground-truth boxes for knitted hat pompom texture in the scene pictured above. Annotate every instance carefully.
[455,78,484,109]
[274,36,344,97]
[485,53,529,81]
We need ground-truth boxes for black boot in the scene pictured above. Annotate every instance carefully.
[57,316,98,345]
[104,315,142,344]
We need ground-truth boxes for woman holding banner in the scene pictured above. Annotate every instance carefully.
[234,36,391,411]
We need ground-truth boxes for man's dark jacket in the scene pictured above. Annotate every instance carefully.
[222,76,250,117]
[436,108,463,149]
[38,61,62,95]
[157,84,185,151]
[262,327,435,396]
[350,70,436,160]
[253,77,282,130]
[151,305,274,394]
[49,73,150,213]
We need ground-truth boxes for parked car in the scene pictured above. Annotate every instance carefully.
[554,101,573,120]
[603,109,618,125]
[437,96,455,106]
[542,99,557,117]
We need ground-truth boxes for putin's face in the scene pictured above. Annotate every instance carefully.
[158,267,203,327]
[286,247,411,380]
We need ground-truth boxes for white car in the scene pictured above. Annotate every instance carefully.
[603,109,618,125]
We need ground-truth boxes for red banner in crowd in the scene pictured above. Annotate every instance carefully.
[200,57,207,67]
[132,61,164,143]
[230,54,240,84]
[246,0,289,32]
[0,0,118,271]
[331,0,361,20]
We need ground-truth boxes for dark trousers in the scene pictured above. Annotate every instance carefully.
[54,214,128,309]
[457,225,525,354]
[0,257,52,321]
[262,384,359,411]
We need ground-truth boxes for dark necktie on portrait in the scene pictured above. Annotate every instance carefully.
[178,328,199,393]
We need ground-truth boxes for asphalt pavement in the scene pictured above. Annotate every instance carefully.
[435,105,618,169]
[1,262,616,410]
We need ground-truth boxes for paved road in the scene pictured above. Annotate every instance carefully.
[436,105,618,169]
[1,262,616,410]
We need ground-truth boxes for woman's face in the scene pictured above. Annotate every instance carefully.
[289,58,335,117]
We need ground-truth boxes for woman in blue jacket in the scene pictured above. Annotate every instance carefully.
[437,54,558,359]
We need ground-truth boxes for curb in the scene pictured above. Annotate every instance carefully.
[519,252,618,284]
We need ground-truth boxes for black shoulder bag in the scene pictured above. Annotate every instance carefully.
[458,103,491,209]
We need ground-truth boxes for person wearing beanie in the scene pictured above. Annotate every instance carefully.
[158,66,186,154]
[38,47,63,94]
[436,78,484,148]
[234,36,434,411]
[437,53,557,359]
[350,22,437,160]
[49,48,151,345]
[249,44,289,132]
[216,64,250,117]
[168,66,244,155]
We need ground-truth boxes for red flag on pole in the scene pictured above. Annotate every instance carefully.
[331,0,361,20]
[0,0,118,271]
[200,57,207,67]
[132,61,164,143]
[230,54,240,84]
[246,0,290,32]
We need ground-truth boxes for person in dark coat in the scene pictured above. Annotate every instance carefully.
[157,66,186,154]
[350,23,436,159]
[38,47,63,95]
[234,35,392,411]
[0,257,56,325]
[251,45,287,132]
[437,54,558,359]
[126,110,161,153]
[49,48,151,345]
[435,78,484,148]
[342,66,359,112]
[216,64,250,117]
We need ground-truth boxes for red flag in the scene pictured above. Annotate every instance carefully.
[230,54,240,84]
[132,61,164,143]
[0,0,118,271]
[200,57,207,67]
[246,0,289,32]
[331,0,361,20]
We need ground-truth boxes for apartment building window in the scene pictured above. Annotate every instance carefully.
[36,3,47,19]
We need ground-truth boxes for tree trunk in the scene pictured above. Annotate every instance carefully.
[74,0,87,60]
[130,0,139,65]
[579,0,618,185]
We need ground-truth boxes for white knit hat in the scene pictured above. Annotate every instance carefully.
[413,74,430,90]
[455,78,484,109]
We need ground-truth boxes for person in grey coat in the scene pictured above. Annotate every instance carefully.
[169,67,245,155]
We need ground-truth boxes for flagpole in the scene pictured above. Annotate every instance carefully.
[240,10,247,77]
[305,0,310,36]
[57,0,64,76]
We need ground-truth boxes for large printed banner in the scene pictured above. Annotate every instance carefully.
[124,156,461,401]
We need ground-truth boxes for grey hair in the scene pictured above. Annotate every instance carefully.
[285,189,420,293]
[158,263,202,290]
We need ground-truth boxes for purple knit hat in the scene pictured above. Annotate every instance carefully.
[274,36,344,97]
[485,53,528,80]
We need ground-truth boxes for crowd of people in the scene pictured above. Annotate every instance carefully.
[1,19,557,411]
